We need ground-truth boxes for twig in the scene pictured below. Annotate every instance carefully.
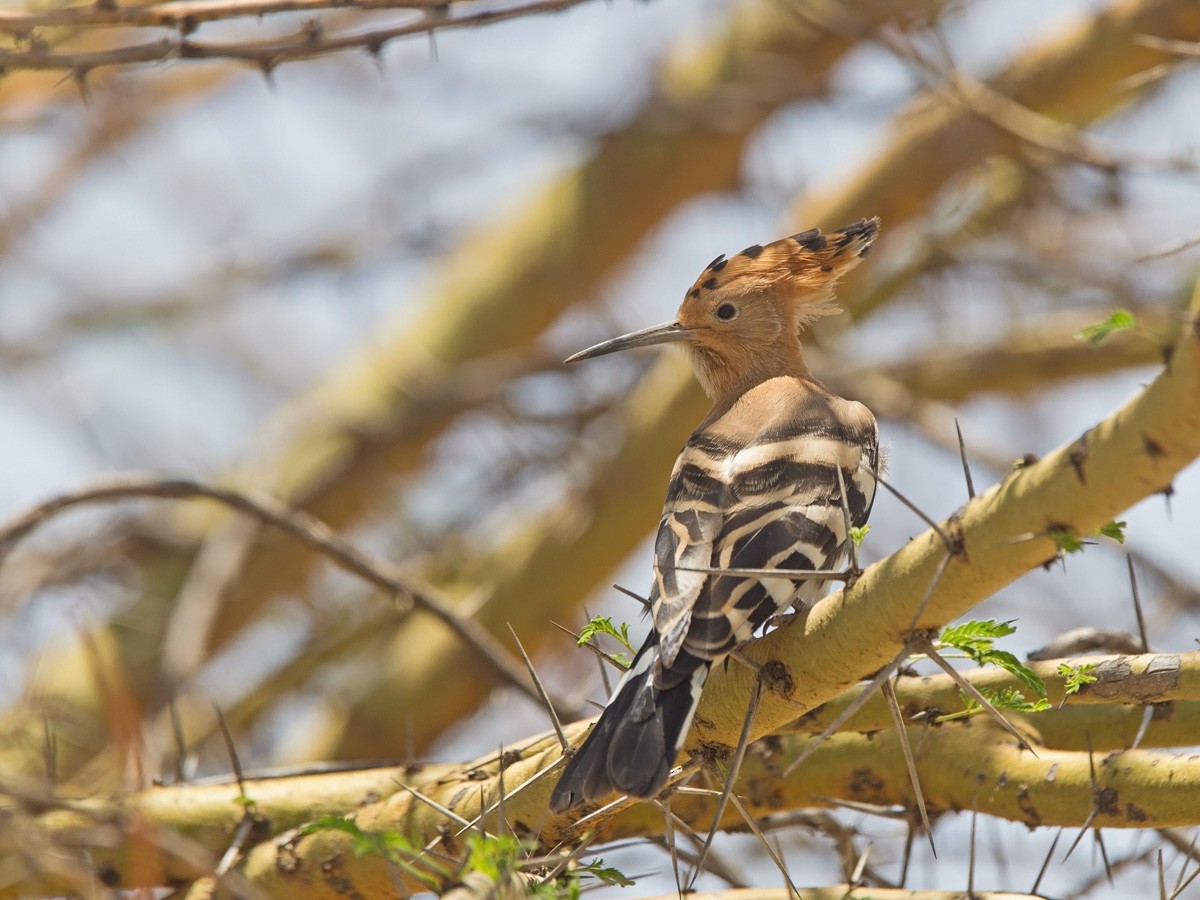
[1135,230,1200,262]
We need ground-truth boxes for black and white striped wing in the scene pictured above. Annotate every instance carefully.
[649,423,878,687]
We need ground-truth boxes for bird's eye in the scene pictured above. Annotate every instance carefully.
[716,303,737,320]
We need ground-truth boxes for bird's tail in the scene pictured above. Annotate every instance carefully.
[549,638,710,813]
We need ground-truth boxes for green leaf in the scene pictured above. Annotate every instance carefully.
[1095,519,1127,543]
[466,833,523,880]
[1075,308,1137,346]
[1057,661,1100,695]
[1047,526,1085,554]
[978,649,1048,698]
[577,616,634,654]
[530,880,579,900]
[849,524,871,547]
[937,619,1049,701]
[983,687,1052,713]
[300,815,361,838]
[938,619,1017,653]
[576,858,635,888]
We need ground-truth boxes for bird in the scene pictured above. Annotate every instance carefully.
[549,218,881,814]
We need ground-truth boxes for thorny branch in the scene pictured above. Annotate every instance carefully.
[0,475,583,719]
[0,0,596,75]
[0,0,518,32]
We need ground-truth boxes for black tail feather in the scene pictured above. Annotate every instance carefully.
[549,639,710,813]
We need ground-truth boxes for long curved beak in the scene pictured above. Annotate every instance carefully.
[564,321,691,363]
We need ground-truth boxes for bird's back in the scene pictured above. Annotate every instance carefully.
[649,375,879,689]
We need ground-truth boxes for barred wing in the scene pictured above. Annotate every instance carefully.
[649,399,878,689]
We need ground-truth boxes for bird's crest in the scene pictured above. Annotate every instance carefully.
[681,217,878,328]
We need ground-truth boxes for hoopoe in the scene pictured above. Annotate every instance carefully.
[549,218,881,813]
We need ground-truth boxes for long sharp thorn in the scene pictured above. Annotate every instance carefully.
[1066,732,1101,860]
[688,678,763,891]
[783,650,909,777]
[900,820,915,887]
[955,418,976,499]
[850,842,872,885]
[967,793,978,896]
[496,746,509,838]
[212,702,246,797]
[42,715,56,788]
[725,789,800,898]
[836,465,858,570]
[169,696,186,783]
[874,471,956,552]
[920,641,1036,755]
[676,564,850,581]
[881,677,935,859]
[1170,832,1199,894]
[1174,859,1200,899]
[1064,807,1100,860]
[908,548,951,629]
[454,758,568,839]
[1127,556,1150,653]
[405,713,415,768]
[612,583,651,608]
[398,782,474,829]
[507,623,567,751]
[663,798,684,897]
[1030,828,1062,895]
[1095,827,1114,885]
[1133,703,1154,750]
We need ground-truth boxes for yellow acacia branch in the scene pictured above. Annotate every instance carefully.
[791,650,1200,737]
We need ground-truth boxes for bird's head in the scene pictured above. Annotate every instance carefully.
[566,218,879,400]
